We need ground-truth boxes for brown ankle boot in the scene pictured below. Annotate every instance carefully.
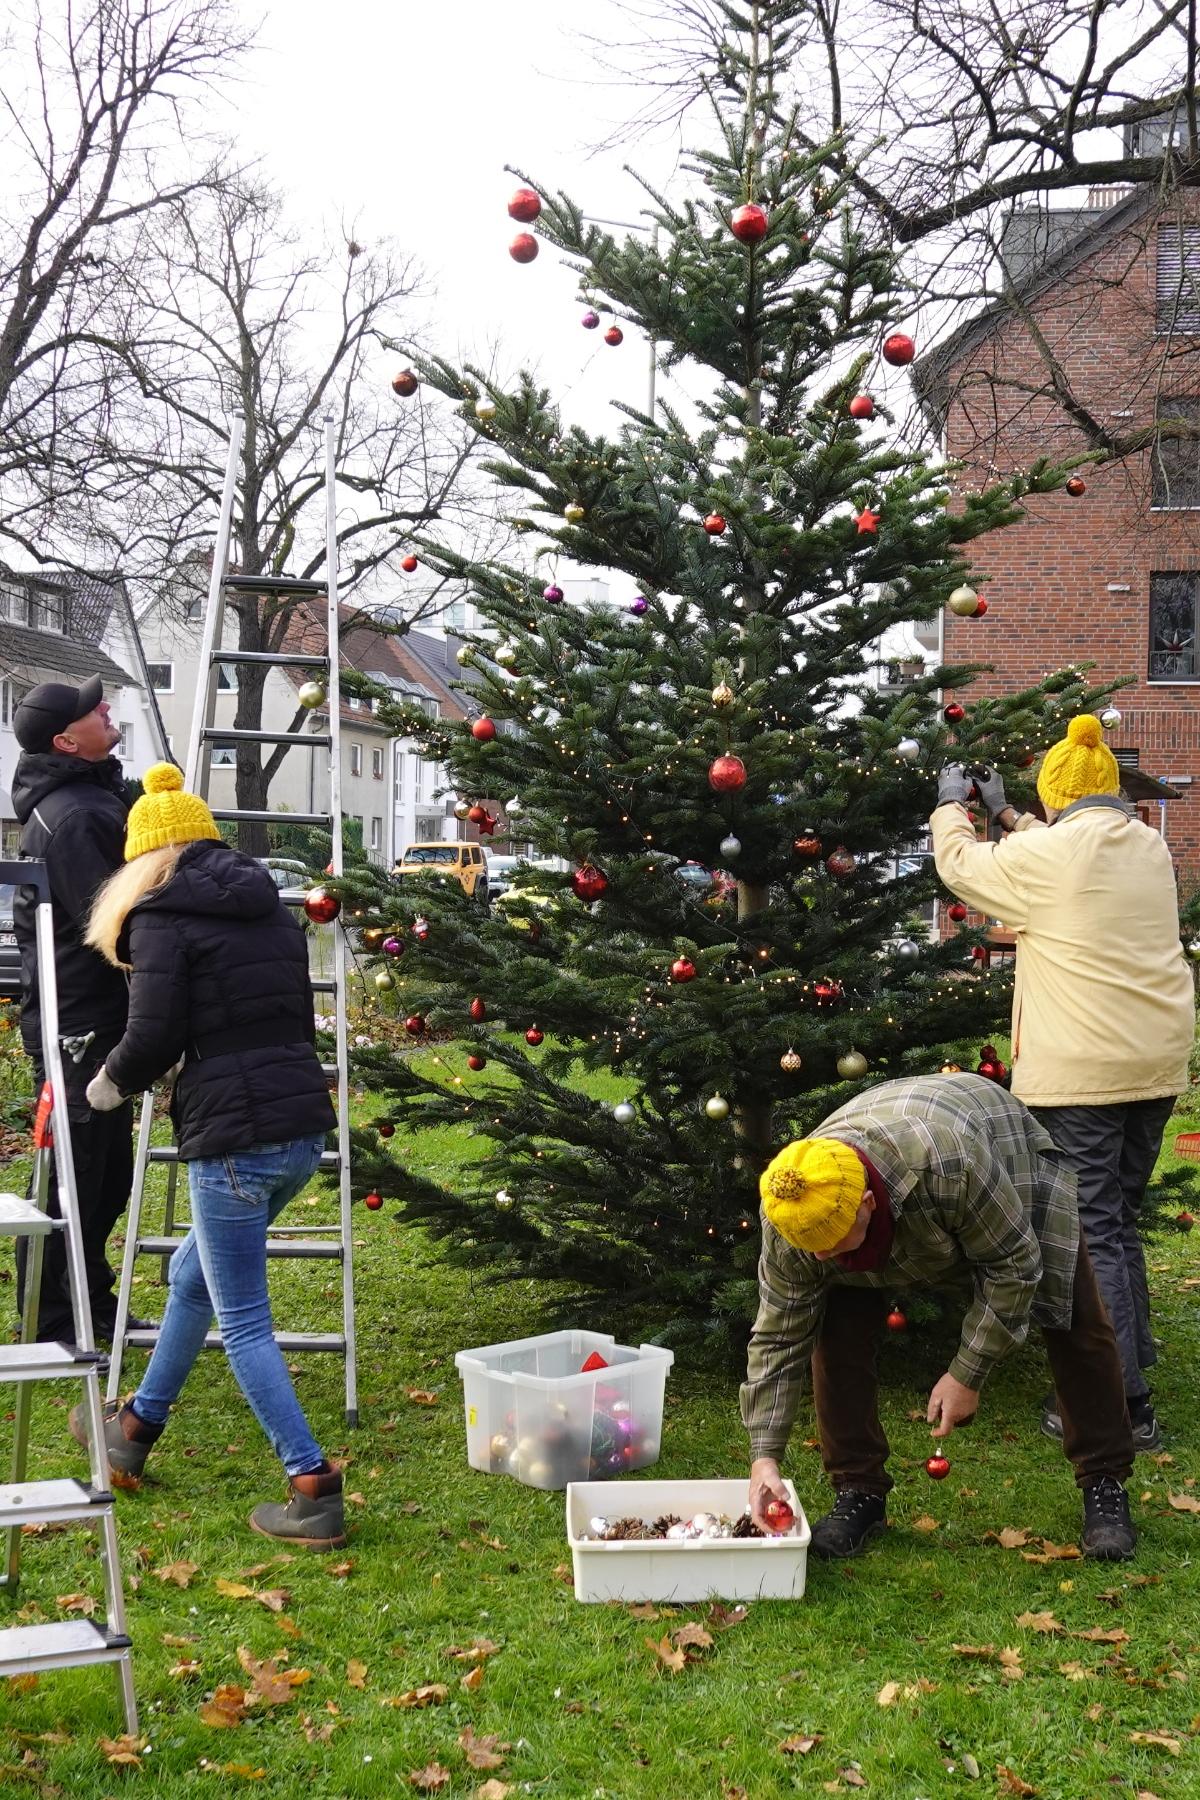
[69,1400,163,1479]
[249,1462,346,1549]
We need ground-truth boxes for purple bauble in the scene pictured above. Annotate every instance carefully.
[581,310,600,329]
[382,936,404,956]
[629,595,648,616]
[543,583,564,602]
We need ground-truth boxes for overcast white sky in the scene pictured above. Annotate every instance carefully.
[223,0,688,438]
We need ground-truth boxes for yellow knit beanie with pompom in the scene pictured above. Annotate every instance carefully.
[124,762,221,861]
[759,1136,868,1252]
[1036,714,1120,813]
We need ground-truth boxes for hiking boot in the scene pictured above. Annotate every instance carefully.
[69,1399,163,1479]
[92,1313,156,1346]
[1080,1475,1137,1561]
[809,1489,887,1559]
[1042,1395,1163,1454]
[249,1463,346,1550]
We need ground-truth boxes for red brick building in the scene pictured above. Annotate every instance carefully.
[913,188,1200,890]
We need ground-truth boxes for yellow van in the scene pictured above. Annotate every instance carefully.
[393,842,488,902]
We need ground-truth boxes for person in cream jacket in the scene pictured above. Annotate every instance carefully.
[931,714,1194,1451]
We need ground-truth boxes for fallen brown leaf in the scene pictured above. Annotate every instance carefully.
[626,1602,660,1621]
[169,1658,203,1679]
[1167,1492,1200,1514]
[408,1765,451,1792]
[1057,1662,1093,1681]
[155,1560,199,1588]
[984,1527,1031,1549]
[1086,1703,1104,1722]
[200,1684,248,1728]
[236,1644,311,1706]
[300,1714,338,1744]
[840,1771,868,1789]
[1016,1611,1064,1635]
[1129,1732,1182,1755]
[996,1767,1036,1796]
[198,1763,267,1783]
[162,1632,200,1647]
[255,1588,291,1614]
[708,1603,749,1629]
[383,1684,450,1709]
[327,1559,355,1578]
[672,1622,714,1651]
[55,1593,96,1616]
[460,1726,509,1771]
[646,1634,687,1673]
[98,1733,147,1769]
[7,1674,38,1693]
[445,1637,501,1662]
[405,1388,439,1406]
[911,1514,940,1533]
[461,1665,484,1694]
[999,1647,1024,1682]
[475,1783,512,1800]
[779,1734,822,1755]
[275,1615,302,1639]
[1072,1626,1130,1644]
[214,1579,258,1600]
[952,1644,996,1659]
[346,1659,367,1690]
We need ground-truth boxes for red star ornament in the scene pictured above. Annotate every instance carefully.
[854,506,880,535]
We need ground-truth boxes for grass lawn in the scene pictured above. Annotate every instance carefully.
[1,1080,1198,1800]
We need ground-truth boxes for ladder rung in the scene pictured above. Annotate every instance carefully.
[0,1619,132,1676]
[212,809,330,827]
[136,1235,342,1260]
[0,1478,113,1525]
[125,1328,345,1353]
[320,1062,338,1078]
[221,575,327,597]
[0,1193,62,1236]
[202,728,332,747]
[267,1224,342,1235]
[312,980,337,993]
[148,1147,340,1168]
[210,650,330,668]
[0,1343,102,1381]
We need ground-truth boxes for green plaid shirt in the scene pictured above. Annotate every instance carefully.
[741,1075,1080,1461]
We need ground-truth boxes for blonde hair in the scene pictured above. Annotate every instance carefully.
[86,844,184,968]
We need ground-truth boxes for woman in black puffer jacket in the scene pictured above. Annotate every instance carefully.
[79,764,343,1549]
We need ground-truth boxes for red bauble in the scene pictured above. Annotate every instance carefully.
[762,1496,794,1533]
[571,863,609,902]
[467,804,487,824]
[943,702,965,724]
[882,331,915,366]
[391,369,419,398]
[925,1454,951,1481]
[364,1191,384,1211]
[467,1053,486,1072]
[793,832,823,858]
[404,1014,425,1036]
[604,325,624,346]
[507,186,542,224]
[525,1026,544,1046]
[854,506,880,535]
[849,394,874,419]
[947,901,969,923]
[703,512,727,535]
[580,1351,609,1372]
[378,1122,395,1138]
[303,888,340,924]
[813,978,844,1006]
[886,1307,908,1332]
[708,753,747,793]
[509,232,539,264]
[470,997,487,1022]
[1178,1210,1196,1230]
[471,717,497,742]
[825,846,856,877]
[1065,475,1086,497]
[730,202,769,244]
[670,956,697,984]
[975,596,989,616]
[401,553,418,572]
[971,945,988,962]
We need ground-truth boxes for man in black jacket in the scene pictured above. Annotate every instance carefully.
[11,675,136,1344]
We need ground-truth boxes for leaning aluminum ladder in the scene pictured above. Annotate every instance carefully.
[0,860,136,1727]
[106,413,358,1424]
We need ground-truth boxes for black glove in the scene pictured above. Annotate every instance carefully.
[936,763,973,808]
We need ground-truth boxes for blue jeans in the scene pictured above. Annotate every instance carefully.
[132,1135,327,1476]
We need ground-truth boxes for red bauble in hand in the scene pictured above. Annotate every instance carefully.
[730,202,768,243]
[882,331,915,365]
[763,1495,794,1533]
[886,1307,908,1332]
[303,888,340,924]
[708,753,747,793]
[571,863,609,902]
[507,186,542,223]
[509,232,539,264]
[364,1191,383,1211]
[925,1454,951,1480]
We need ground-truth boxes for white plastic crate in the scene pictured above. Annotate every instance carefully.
[565,1478,809,1603]
[454,1329,673,1490]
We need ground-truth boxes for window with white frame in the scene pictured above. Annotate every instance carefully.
[413,755,424,802]
[147,662,174,692]
[369,816,382,851]
[1149,571,1200,680]
[1151,397,1200,508]
[216,663,238,691]
[210,745,236,767]
[395,749,405,795]
[372,746,384,779]
[183,595,203,622]
[116,722,132,758]
[350,742,362,777]
[35,585,65,633]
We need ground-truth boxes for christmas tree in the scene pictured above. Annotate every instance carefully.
[340,4,1108,1341]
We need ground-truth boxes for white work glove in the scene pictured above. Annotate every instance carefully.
[85,1066,125,1112]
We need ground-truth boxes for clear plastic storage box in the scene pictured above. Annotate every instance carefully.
[454,1329,674,1490]
[565,1478,810,1603]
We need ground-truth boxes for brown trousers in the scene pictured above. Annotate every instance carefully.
[811,1236,1135,1496]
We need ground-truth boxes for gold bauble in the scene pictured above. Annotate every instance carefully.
[362,927,385,951]
[836,1049,868,1079]
[374,970,395,992]
[475,398,497,421]
[704,1094,730,1121]
[453,799,472,819]
[780,1048,803,1073]
[947,585,980,617]
[563,502,586,524]
[456,645,475,667]
[297,680,327,709]
[712,682,734,707]
[940,1060,962,1074]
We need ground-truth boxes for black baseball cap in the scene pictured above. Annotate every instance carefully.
[14,675,104,752]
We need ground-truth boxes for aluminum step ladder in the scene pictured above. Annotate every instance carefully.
[106,413,358,1424]
[0,860,136,1729]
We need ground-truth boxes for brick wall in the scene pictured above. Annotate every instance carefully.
[937,200,1200,889]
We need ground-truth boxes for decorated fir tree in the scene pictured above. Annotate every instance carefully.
[339,5,1108,1340]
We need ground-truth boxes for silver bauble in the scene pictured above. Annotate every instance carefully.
[456,645,475,666]
[613,1101,636,1125]
[453,799,472,819]
[475,397,497,422]
[506,795,525,819]
[719,834,742,859]
[1186,939,1200,963]
[495,642,518,666]
[896,736,921,762]
[1099,705,1122,729]
[895,938,921,962]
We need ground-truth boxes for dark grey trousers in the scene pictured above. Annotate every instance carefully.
[1030,1097,1176,1403]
